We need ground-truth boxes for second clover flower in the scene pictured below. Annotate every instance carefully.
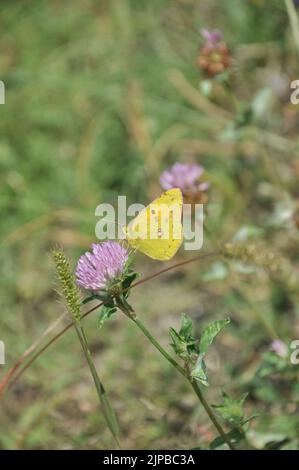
[197,29,232,77]
[160,162,209,203]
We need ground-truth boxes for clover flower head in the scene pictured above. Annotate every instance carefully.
[197,29,231,77]
[160,163,209,201]
[270,340,288,358]
[76,241,128,292]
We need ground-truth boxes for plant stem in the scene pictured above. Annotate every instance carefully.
[73,320,120,447]
[285,0,299,55]
[132,316,186,376]
[121,308,235,450]
[190,381,235,450]
[51,248,120,447]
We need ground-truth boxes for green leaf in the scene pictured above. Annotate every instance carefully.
[191,317,230,386]
[210,428,244,450]
[119,271,138,304]
[98,303,117,329]
[199,318,230,357]
[99,385,120,441]
[179,313,193,339]
[212,391,249,426]
[242,415,259,426]
[169,327,189,359]
[190,357,209,387]
[265,438,290,450]
[169,314,199,360]
[122,271,138,291]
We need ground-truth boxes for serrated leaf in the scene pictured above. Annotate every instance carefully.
[199,318,230,357]
[169,327,189,359]
[191,357,209,387]
[169,314,199,360]
[179,313,193,339]
[98,304,117,329]
[212,391,249,426]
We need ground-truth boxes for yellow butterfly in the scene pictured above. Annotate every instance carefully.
[125,188,183,260]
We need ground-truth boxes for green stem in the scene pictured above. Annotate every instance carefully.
[73,320,120,447]
[120,306,235,450]
[132,316,186,376]
[285,0,299,56]
[190,381,235,450]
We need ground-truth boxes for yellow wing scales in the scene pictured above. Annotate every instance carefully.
[125,188,183,260]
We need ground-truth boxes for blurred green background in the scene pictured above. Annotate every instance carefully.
[1,0,299,449]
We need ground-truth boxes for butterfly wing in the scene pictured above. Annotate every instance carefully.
[126,188,183,260]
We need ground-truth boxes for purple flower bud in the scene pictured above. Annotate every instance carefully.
[201,29,222,45]
[270,340,288,358]
[76,241,128,291]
